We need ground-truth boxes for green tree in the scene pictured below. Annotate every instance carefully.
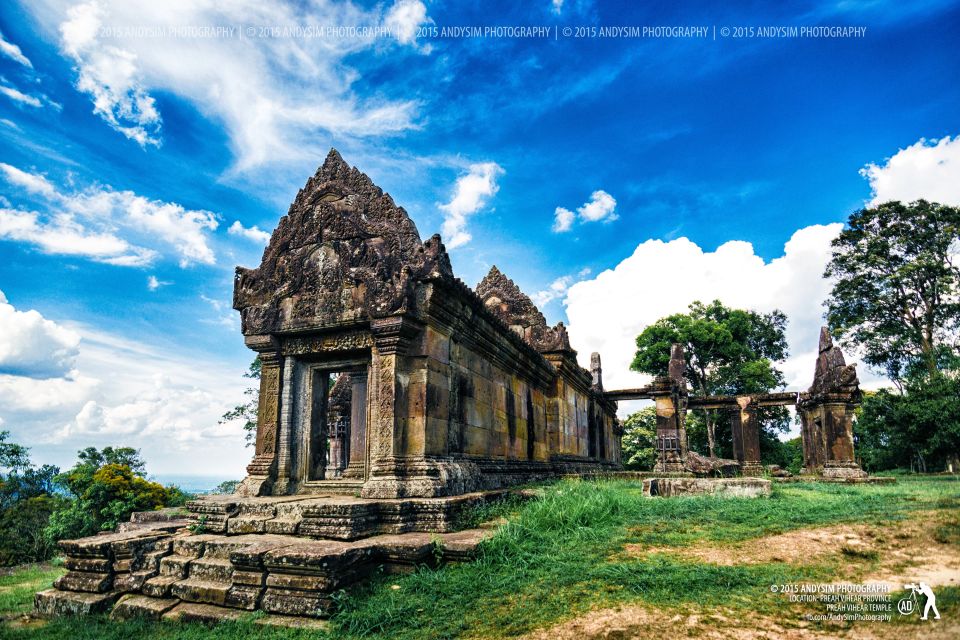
[0,431,63,566]
[825,200,960,383]
[855,374,960,472]
[221,356,261,446]
[46,446,182,541]
[631,300,789,457]
[620,408,656,470]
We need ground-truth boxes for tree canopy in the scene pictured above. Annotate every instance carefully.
[631,300,789,457]
[825,199,960,382]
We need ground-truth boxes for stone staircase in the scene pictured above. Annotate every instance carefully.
[36,489,529,624]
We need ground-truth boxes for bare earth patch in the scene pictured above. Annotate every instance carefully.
[525,511,959,640]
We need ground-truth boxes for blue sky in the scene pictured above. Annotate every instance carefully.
[0,0,957,478]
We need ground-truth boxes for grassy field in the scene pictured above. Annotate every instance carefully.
[1,475,957,639]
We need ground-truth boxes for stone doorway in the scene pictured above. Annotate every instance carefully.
[303,365,368,485]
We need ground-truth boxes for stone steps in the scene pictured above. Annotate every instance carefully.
[170,578,231,607]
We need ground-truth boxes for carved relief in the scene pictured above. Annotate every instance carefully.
[233,149,454,336]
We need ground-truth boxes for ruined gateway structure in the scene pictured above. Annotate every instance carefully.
[605,329,867,479]
[35,150,622,623]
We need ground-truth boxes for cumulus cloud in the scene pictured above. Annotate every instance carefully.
[439,162,504,249]
[552,0,565,14]
[28,0,428,168]
[0,306,252,474]
[553,189,618,232]
[0,30,33,67]
[552,206,574,232]
[562,224,888,419]
[0,289,80,378]
[861,135,960,206]
[0,162,219,266]
[228,220,271,244]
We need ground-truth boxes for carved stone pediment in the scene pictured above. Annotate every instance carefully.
[233,149,453,335]
[808,327,860,397]
[475,266,573,353]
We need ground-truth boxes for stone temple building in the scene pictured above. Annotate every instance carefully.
[232,149,621,499]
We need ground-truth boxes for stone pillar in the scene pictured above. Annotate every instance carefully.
[653,343,688,473]
[736,396,763,476]
[238,336,282,497]
[343,373,368,479]
[821,400,866,479]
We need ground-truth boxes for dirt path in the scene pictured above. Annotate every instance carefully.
[523,511,960,640]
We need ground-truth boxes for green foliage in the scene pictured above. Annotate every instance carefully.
[0,432,62,566]
[825,200,960,382]
[856,373,960,472]
[631,300,790,456]
[4,477,958,639]
[213,480,241,495]
[620,407,656,470]
[45,447,181,541]
[221,357,261,447]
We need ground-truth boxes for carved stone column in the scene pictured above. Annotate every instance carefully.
[343,372,368,479]
[238,335,282,497]
[821,399,866,479]
[735,396,763,476]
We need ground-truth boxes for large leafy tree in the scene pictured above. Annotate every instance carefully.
[825,200,960,383]
[631,300,789,457]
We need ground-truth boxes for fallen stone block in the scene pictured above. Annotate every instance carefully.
[34,588,119,617]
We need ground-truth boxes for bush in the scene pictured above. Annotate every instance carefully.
[46,447,185,541]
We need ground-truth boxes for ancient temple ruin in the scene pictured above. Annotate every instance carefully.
[233,149,621,499]
[33,150,622,623]
[604,328,867,478]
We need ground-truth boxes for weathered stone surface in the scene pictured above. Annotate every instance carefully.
[766,464,793,478]
[110,594,179,620]
[642,477,771,498]
[54,571,113,593]
[233,149,454,336]
[684,451,740,477]
[162,602,244,624]
[475,266,573,353]
[34,589,118,617]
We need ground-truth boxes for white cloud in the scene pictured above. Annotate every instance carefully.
[532,275,574,307]
[439,161,504,249]
[0,163,57,197]
[0,162,219,266]
[862,135,960,206]
[0,30,32,67]
[60,1,161,146]
[577,190,618,222]
[552,206,574,232]
[147,275,171,291]
[0,300,252,474]
[563,224,886,421]
[385,0,431,46]
[0,289,80,378]
[28,0,427,169]
[228,220,271,244]
[553,189,618,232]
[552,0,564,14]
[0,82,42,108]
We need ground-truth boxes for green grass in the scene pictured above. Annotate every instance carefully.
[1,475,957,640]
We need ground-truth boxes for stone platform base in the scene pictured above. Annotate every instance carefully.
[642,477,771,498]
[186,487,533,539]
[778,475,896,484]
[36,489,526,623]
